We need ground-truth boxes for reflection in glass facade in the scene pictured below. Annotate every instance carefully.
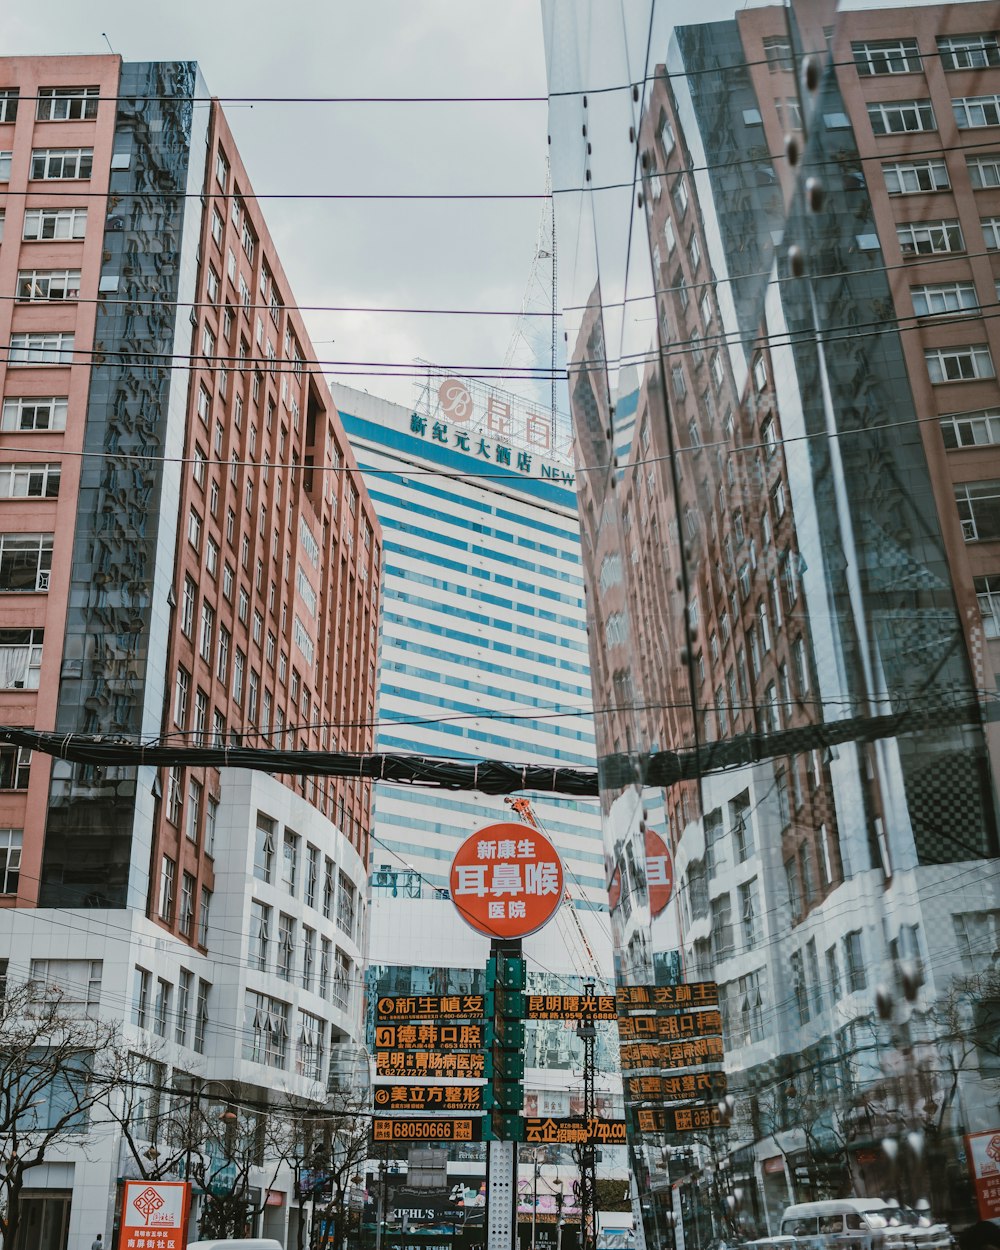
[39,63,209,908]
[545,2,1000,1245]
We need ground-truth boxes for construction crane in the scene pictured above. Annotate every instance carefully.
[504,796,600,1250]
[504,797,603,982]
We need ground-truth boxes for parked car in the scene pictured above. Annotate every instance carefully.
[885,1203,955,1250]
[779,1198,908,1250]
[187,1240,283,1250]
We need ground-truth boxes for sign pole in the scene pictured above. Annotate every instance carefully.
[486,937,521,1250]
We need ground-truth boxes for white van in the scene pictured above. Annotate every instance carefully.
[780,1199,906,1250]
[187,1240,283,1250]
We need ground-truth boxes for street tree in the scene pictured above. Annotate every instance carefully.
[185,1084,300,1240]
[0,974,122,1250]
[299,1083,373,1250]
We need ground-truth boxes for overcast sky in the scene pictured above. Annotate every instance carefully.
[1,1,554,412]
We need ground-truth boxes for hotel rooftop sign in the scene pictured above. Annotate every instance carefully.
[405,374,576,488]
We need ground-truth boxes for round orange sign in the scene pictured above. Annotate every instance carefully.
[607,827,674,918]
[449,821,564,939]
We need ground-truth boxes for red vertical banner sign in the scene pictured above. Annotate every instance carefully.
[965,1130,1000,1219]
[120,1181,191,1250]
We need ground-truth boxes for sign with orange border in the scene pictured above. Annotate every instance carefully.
[450,821,564,939]
[965,1129,1000,1219]
[120,1180,191,1250]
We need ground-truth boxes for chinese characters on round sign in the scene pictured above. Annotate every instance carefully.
[449,821,565,938]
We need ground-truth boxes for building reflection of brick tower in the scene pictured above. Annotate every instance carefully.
[549,0,1000,1240]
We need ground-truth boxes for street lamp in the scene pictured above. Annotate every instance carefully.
[552,1180,565,1250]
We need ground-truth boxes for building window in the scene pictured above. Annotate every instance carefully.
[198,887,211,947]
[8,332,75,365]
[282,830,299,894]
[792,635,810,695]
[852,38,922,75]
[0,462,61,501]
[941,407,1000,448]
[975,575,1000,637]
[205,795,218,857]
[36,86,99,121]
[180,577,196,638]
[882,159,949,194]
[24,200,91,247]
[233,648,245,704]
[710,893,734,962]
[0,88,19,123]
[255,813,276,882]
[277,913,295,980]
[250,900,271,971]
[897,219,964,256]
[337,873,356,938]
[799,844,815,907]
[30,148,93,179]
[133,967,150,1029]
[740,878,761,948]
[785,857,801,921]
[968,154,1000,189]
[0,534,52,593]
[302,925,316,991]
[179,872,195,938]
[194,979,210,1052]
[243,990,289,1068]
[0,629,43,691]
[763,682,780,733]
[173,665,190,730]
[186,777,202,844]
[957,481,1000,541]
[217,626,230,682]
[152,977,170,1038]
[199,601,214,662]
[926,344,995,384]
[159,856,176,924]
[730,793,753,862]
[166,766,182,825]
[954,95,1000,129]
[659,114,676,158]
[763,36,793,72]
[332,949,351,1010]
[1,397,68,431]
[984,217,1000,250]
[319,936,332,996]
[845,930,867,991]
[0,828,21,894]
[867,99,934,134]
[176,968,192,1045]
[16,269,81,301]
[938,32,1000,71]
[296,1011,325,1081]
[912,282,978,316]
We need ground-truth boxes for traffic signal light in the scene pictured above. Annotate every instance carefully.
[484,951,526,1141]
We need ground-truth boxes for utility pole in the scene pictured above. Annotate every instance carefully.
[576,983,597,1250]
[485,938,523,1250]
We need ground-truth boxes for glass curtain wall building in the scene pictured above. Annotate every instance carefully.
[544,2,1000,1245]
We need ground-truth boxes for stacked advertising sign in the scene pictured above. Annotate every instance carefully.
[373,821,630,1146]
[618,982,729,1136]
[373,993,487,1144]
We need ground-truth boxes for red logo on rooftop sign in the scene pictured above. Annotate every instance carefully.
[450,821,564,939]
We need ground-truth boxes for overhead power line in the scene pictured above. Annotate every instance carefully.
[1,696,990,798]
